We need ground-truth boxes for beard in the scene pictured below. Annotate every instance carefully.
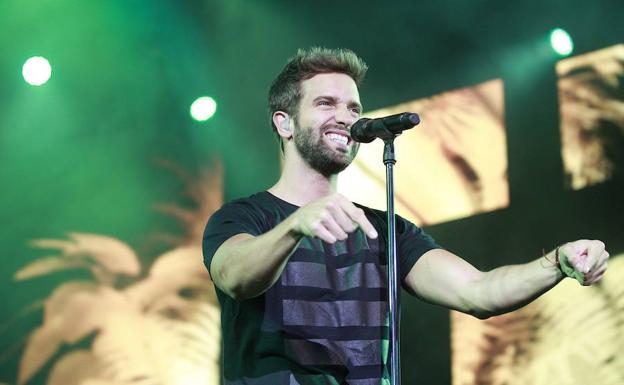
[293,121,359,177]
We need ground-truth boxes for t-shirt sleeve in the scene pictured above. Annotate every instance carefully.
[396,214,441,281]
[202,200,268,277]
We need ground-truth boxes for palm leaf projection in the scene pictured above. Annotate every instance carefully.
[557,44,624,190]
[341,78,509,226]
[11,163,223,385]
[451,253,624,385]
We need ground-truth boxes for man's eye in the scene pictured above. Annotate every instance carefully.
[318,101,331,106]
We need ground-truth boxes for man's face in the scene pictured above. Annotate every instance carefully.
[291,73,362,176]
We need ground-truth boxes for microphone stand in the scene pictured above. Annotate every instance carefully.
[352,112,419,385]
[383,137,401,385]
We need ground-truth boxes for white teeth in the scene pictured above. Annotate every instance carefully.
[326,133,348,145]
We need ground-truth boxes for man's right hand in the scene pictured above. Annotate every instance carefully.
[211,193,378,299]
[291,193,378,243]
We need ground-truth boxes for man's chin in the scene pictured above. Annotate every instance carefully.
[317,156,355,176]
[296,140,357,175]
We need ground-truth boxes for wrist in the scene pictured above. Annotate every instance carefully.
[545,248,565,281]
[285,212,306,240]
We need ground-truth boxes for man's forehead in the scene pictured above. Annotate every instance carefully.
[300,73,360,102]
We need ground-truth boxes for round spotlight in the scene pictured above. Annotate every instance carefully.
[22,56,52,86]
[190,96,217,122]
[550,28,573,56]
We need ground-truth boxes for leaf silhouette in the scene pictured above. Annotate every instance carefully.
[18,282,133,385]
[12,163,224,385]
[124,245,213,311]
[154,160,223,246]
[341,79,508,227]
[47,350,101,385]
[87,307,219,385]
[14,256,86,280]
[31,233,140,277]
[451,253,624,385]
[557,44,624,189]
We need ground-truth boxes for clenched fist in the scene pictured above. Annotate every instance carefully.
[558,239,609,285]
[292,193,378,243]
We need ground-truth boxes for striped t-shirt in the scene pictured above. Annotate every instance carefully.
[202,191,439,385]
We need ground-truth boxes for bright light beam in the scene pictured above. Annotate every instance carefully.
[550,28,574,56]
[190,96,217,122]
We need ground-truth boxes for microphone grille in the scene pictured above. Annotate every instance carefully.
[351,118,375,143]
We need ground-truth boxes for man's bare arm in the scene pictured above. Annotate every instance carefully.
[210,193,378,300]
[404,240,609,319]
[210,216,302,301]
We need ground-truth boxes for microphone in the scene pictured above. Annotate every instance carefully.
[351,112,420,143]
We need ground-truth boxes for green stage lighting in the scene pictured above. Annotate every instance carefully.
[190,96,217,122]
[550,28,573,56]
[22,56,52,86]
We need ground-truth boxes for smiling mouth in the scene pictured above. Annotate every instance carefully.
[324,131,350,147]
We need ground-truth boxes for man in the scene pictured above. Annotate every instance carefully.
[202,47,609,385]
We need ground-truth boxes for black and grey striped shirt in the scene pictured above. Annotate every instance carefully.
[203,191,439,385]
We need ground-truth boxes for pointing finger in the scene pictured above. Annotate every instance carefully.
[320,213,349,241]
[313,223,337,244]
[340,201,378,239]
[327,202,357,233]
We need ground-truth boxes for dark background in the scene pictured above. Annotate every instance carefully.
[1,1,623,384]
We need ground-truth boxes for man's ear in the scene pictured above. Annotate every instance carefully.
[273,111,293,140]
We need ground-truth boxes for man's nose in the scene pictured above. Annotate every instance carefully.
[335,105,357,127]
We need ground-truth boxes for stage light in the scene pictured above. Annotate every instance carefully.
[190,96,217,122]
[22,56,52,86]
[550,28,573,56]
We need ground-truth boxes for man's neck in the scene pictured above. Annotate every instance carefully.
[268,151,338,207]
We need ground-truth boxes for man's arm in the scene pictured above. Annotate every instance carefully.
[404,240,609,319]
[210,193,378,300]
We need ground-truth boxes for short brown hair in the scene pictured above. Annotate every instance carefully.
[268,47,368,149]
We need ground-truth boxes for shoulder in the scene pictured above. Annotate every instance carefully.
[214,191,273,215]
[353,202,384,222]
[205,190,292,235]
[205,192,266,226]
